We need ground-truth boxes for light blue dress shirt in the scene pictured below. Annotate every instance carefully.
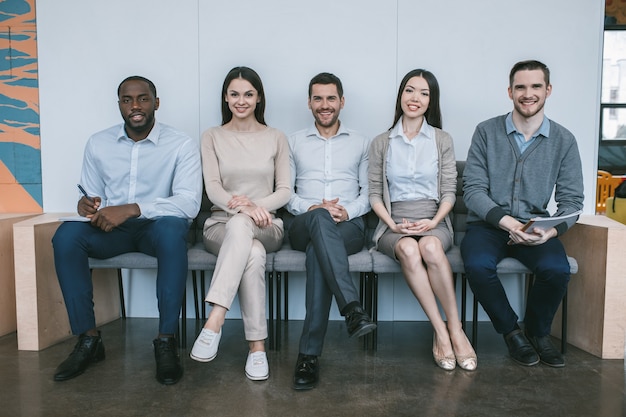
[506,112,551,154]
[287,123,371,220]
[386,117,439,202]
[80,121,202,220]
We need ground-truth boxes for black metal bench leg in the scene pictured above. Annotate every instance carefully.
[192,271,200,320]
[363,272,378,351]
[460,273,467,331]
[361,272,369,350]
[276,271,282,351]
[117,268,126,318]
[268,271,274,350]
[201,271,207,321]
[284,272,289,322]
[526,273,534,305]
[561,290,568,354]
[180,290,187,349]
[359,272,365,306]
[471,276,478,347]
[372,272,378,351]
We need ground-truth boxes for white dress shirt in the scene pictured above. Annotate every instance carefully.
[287,123,371,220]
[386,117,439,202]
[80,121,202,220]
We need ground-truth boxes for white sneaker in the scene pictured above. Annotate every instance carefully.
[245,351,269,381]
[190,328,221,362]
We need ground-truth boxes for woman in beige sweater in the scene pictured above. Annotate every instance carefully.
[190,67,290,381]
[368,69,476,371]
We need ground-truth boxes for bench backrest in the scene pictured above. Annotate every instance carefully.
[192,160,469,247]
[452,160,467,246]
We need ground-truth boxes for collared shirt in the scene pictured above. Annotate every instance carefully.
[506,112,551,154]
[287,122,371,220]
[80,121,202,220]
[386,117,439,202]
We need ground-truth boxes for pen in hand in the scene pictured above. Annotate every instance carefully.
[77,184,95,203]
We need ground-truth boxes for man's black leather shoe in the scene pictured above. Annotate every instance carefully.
[527,333,565,368]
[345,306,377,338]
[293,354,319,390]
[54,332,105,381]
[153,337,183,385]
[504,329,539,366]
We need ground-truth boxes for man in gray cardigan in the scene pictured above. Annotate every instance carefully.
[461,60,583,368]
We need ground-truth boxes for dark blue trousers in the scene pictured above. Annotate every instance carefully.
[461,222,570,337]
[288,208,365,356]
[52,217,190,335]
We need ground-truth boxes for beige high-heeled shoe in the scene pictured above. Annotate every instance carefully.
[432,338,456,371]
[450,329,477,371]
[455,352,477,371]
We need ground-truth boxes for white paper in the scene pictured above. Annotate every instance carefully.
[522,210,583,233]
[58,216,91,222]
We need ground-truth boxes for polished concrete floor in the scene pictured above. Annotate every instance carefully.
[0,318,624,417]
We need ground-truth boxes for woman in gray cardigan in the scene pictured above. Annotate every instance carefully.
[368,69,476,371]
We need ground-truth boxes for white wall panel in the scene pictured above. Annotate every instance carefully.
[396,0,603,213]
[38,0,200,213]
[35,1,604,321]
[198,0,398,139]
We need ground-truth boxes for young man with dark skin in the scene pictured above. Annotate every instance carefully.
[287,72,376,390]
[52,76,202,385]
[461,60,583,368]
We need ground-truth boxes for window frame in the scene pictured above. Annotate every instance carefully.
[600,25,626,145]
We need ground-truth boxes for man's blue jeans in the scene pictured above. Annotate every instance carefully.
[461,222,570,337]
[52,217,189,335]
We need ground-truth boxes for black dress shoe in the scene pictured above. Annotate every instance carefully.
[503,329,539,366]
[293,353,319,390]
[54,332,105,381]
[527,333,565,368]
[153,337,183,385]
[345,306,377,338]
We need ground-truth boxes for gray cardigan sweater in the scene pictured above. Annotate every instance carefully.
[368,128,457,248]
[463,114,584,236]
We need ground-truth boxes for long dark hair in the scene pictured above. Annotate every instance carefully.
[391,69,442,129]
[220,66,266,125]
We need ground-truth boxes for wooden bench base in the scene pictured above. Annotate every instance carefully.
[13,214,121,351]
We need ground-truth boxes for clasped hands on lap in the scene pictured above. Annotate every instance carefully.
[393,218,438,234]
[228,194,273,228]
[308,198,348,223]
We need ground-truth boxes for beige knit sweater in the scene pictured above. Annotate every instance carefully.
[200,126,291,214]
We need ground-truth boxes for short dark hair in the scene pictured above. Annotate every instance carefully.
[391,69,442,129]
[308,72,343,98]
[509,60,550,87]
[118,76,157,98]
[221,66,266,125]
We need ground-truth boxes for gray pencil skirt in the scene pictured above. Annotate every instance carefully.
[377,200,453,260]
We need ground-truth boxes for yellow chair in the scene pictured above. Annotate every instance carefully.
[606,197,626,224]
[596,170,623,214]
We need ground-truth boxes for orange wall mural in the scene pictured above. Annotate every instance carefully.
[606,0,626,24]
[0,0,42,213]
